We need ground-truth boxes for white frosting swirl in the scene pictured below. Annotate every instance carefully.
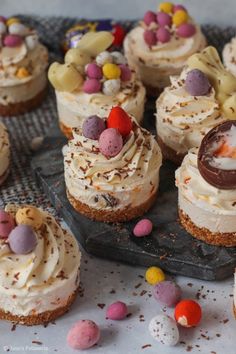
[0,204,81,316]
[0,122,10,178]
[156,69,226,154]
[64,118,162,210]
[124,23,206,89]
[223,37,236,77]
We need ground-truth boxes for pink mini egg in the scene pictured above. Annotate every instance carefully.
[83,79,101,94]
[86,63,103,80]
[3,34,23,47]
[99,128,123,157]
[119,64,132,81]
[143,30,157,46]
[0,210,15,239]
[173,4,187,13]
[177,23,196,38]
[143,11,157,26]
[106,301,128,320]
[157,12,172,27]
[156,27,171,43]
[67,320,100,350]
[133,219,153,237]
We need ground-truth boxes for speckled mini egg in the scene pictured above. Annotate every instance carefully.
[15,206,43,230]
[111,51,127,65]
[149,314,179,346]
[96,51,113,66]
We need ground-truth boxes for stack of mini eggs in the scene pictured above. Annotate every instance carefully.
[82,106,132,157]
[83,50,132,95]
[143,3,196,46]
[0,206,42,255]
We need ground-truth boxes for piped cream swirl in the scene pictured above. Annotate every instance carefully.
[0,122,10,177]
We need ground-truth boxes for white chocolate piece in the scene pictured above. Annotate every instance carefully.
[65,48,91,68]
[48,62,83,92]
[77,31,114,57]
[25,34,39,50]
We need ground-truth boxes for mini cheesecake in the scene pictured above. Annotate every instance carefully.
[48,31,146,139]
[176,121,236,247]
[64,107,162,222]
[0,122,10,184]
[0,204,81,325]
[0,17,48,116]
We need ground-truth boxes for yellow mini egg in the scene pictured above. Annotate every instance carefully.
[159,2,173,14]
[102,63,121,80]
[172,10,189,26]
[15,206,43,230]
[7,17,20,26]
[145,266,165,285]
[16,67,30,79]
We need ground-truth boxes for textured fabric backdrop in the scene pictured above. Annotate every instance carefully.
[0,16,236,216]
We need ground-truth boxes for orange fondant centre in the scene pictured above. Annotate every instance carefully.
[214,142,236,159]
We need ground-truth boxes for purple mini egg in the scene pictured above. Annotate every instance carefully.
[133,219,153,237]
[106,301,128,320]
[173,4,187,13]
[143,30,157,46]
[8,224,37,254]
[3,34,23,47]
[153,280,182,307]
[156,27,171,43]
[185,69,211,96]
[82,115,106,140]
[143,11,157,26]
[119,64,132,82]
[83,79,101,94]
[86,63,103,80]
[176,23,196,38]
[157,12,172,27]
[99,128,123,157]
[0,210,15,239]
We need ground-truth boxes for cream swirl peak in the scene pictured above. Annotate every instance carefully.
[64,107,162,222]
[0,204,81,324]
[223,37,236,78]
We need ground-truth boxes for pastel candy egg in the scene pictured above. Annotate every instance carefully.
[107,106,132,137]
[103,79,121,95]
[149,314,179,346]
[145,266,165,285]
[157,12,172,27]
[0,22,6,34]
[25,34,38,50]
[153,280,182,307]
[99,128,123,157]
[119,64,132,82]
[143,11,157,26]
[133,219,153,237]
[3,34,23,47]
[159,2,173,13]
[177,23,196,38]
[86,63,103,80]
[8,23,28,36]
[172,10,189,26]
[82,115,106,140]
[173,4,187,13]
[0,210,15,239]
[106,301,128,320]
[175,299,202,327]
[96,51,113,66]
[111,51,127,65]
[185,69,211,96]
[143,30,157,46]
[156,27,171,43]
[102,63,121,80]
[15,206,43,230]
[67,320,100,350]
[83,79,101,94]
[8,224,37,254]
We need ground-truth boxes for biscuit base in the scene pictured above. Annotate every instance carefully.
[0,168,9,186]
[59,121,73,139]
[0,87,47,117]
[0,289,78,326]
[179,208,236,247]
[157,135,185,165]
[67,189,157,223]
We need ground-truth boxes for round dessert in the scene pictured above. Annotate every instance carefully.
[156,46,236,164]
[123,2,206,96]
[63,106,162,222]
[223,36,236,77]
[176,121,236,246]
[0,17,48,116]
[48,31,146,139]
[0,122,10,184]
[0,204,81,325]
